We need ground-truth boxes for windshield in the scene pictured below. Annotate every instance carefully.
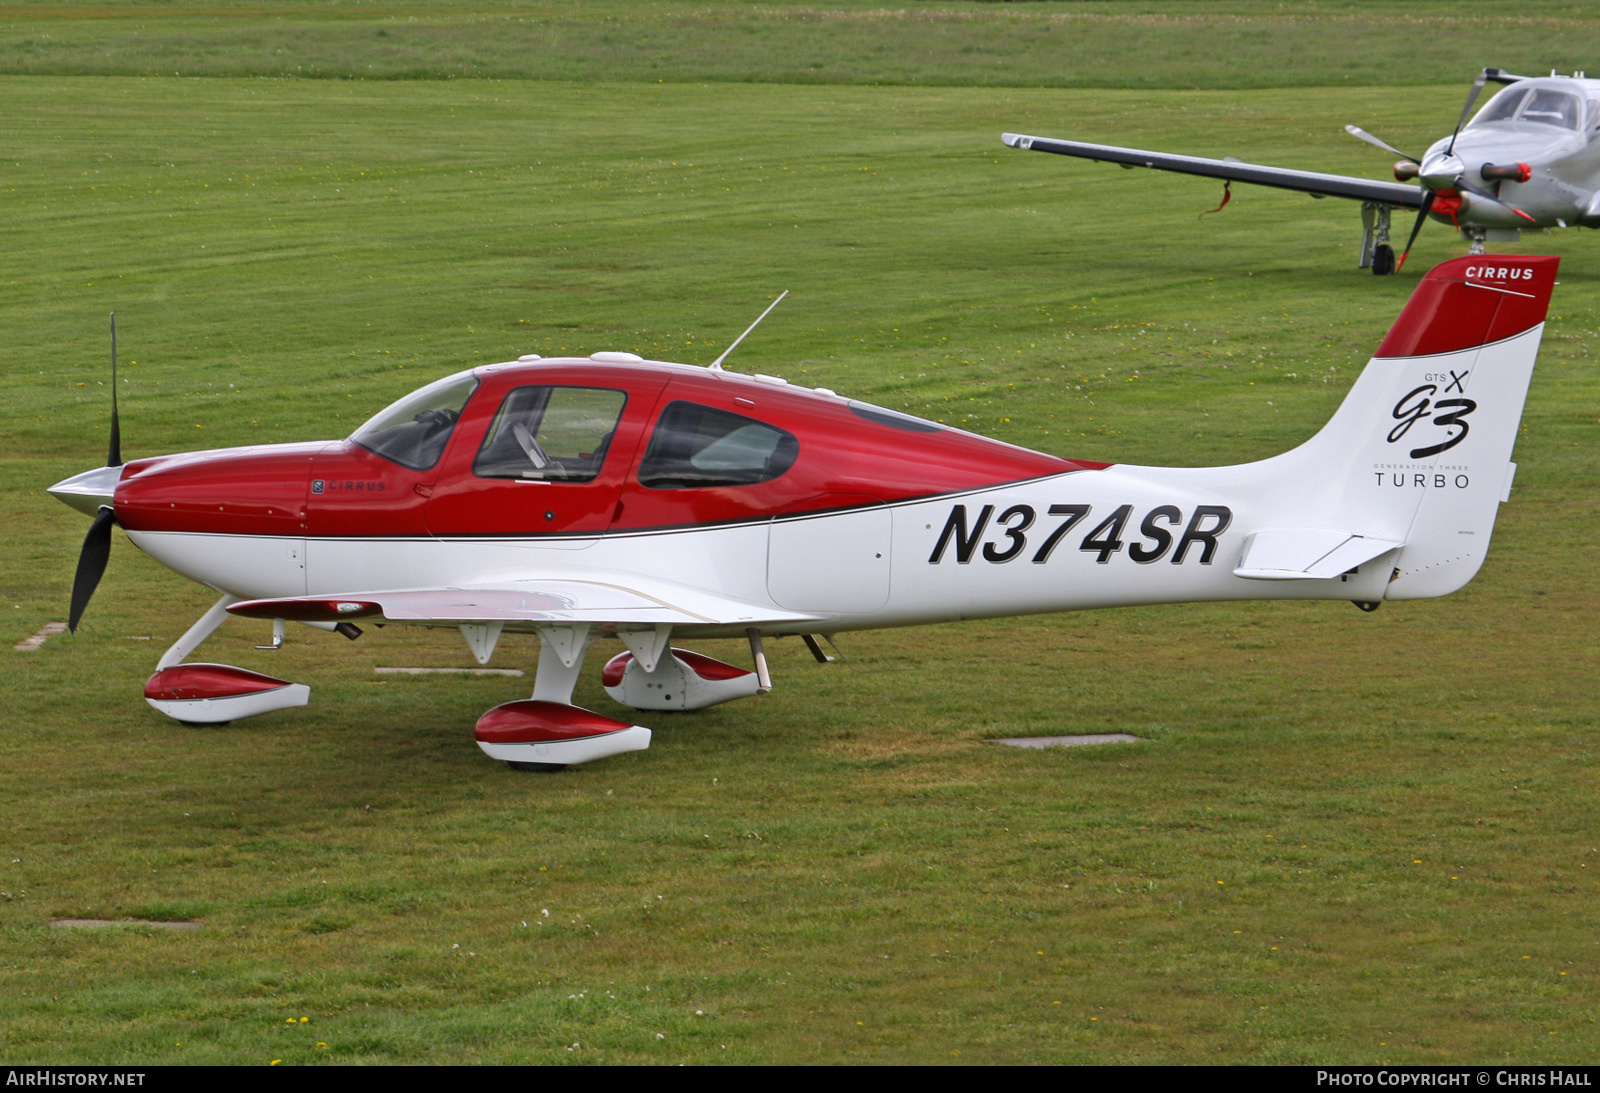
[1471,87,1527,127]
[350,371,479,470]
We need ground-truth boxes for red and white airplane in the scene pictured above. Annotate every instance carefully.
[52,255,1556,770]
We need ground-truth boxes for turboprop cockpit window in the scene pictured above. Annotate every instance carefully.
[473,386,627,482]
[1521,89,1583,130]
[638,401,799,489]
[351,372,479,471]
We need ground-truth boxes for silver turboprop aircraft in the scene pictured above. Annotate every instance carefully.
[1004,68,1600,275]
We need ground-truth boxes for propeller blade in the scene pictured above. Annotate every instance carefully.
[1345,124,1418,164]
[107,312,122,468]
[69,507,116,633]
[1395,191,1436,273]
[1446,70,1491,156]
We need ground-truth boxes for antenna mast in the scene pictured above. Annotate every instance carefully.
[108,312,122,467]
[709,290,788,371]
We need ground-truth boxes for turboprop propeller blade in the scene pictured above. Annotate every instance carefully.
[69,507,115,633]
[1344,124,1417,163]
[1446,70,1490,157]
[1396,190,1436,272]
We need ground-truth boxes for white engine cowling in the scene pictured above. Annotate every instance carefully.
[601,649,761,711]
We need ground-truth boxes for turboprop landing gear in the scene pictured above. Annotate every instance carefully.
[142,594,310,725]
[1360,202,1397,275]
[1463,226,1488,255]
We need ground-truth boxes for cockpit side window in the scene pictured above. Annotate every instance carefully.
[638,401,799,489]
[473,386,627,482]
[1521,89,1582,129]
[350,372,479,471]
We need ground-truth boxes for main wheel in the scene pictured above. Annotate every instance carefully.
[1371,244,1396,276]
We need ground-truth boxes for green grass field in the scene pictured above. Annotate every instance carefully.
[3,2,1599,1065]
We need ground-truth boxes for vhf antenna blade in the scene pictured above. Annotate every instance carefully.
[709,290,788,371]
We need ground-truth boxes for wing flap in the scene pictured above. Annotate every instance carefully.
[1234,529,1404,581]
[1002,133,1426,208]
[230,579,825,628]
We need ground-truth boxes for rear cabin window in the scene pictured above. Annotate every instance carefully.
[848,400,944,433]
[473,386,627,482]
[351,372,479,471]
[638,401,799,489]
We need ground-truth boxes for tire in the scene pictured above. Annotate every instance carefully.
[1371,244,1396,276]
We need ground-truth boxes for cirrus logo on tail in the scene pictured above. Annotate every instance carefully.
[1463,265,1534,281]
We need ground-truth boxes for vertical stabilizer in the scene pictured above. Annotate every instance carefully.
[1262,255,1558,599]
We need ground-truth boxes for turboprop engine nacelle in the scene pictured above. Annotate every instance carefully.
[603,650,763,712]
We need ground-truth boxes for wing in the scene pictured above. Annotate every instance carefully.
[228,576,825,630]
[1002,132,1426,208]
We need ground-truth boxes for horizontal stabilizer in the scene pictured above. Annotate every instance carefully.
[230,579,824,629]
[1233,529,1404,581]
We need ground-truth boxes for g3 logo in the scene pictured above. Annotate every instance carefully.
[1388,384,1476,459]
